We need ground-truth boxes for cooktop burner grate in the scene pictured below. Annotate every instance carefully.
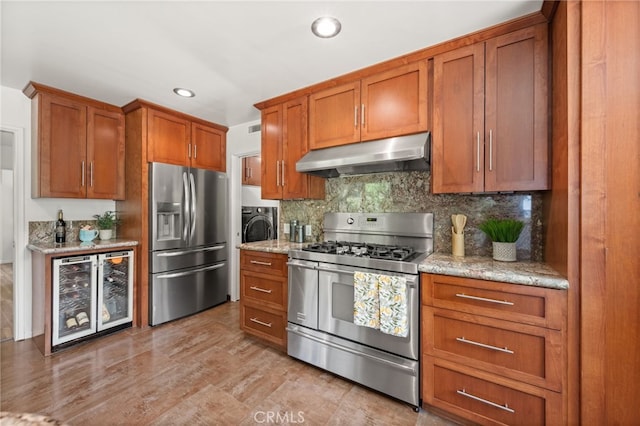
[303,241,416,262]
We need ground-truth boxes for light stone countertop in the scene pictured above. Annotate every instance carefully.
[419,253,569,290]
[238,241,569,290]
[28,239,139,255]
[236,239,306,254]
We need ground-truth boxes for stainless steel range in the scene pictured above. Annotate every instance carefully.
[287,212,434,408]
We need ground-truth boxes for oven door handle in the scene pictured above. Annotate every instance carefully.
[286,325,417,375]
[286,262,318,271]
[315,266,418,288]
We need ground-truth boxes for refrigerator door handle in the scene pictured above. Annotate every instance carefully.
[189,172,197,245]
[182,172,190,243]
[156,262,225,279]
[156,245,225,257]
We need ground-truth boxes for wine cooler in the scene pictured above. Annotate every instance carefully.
[52,250,134,348]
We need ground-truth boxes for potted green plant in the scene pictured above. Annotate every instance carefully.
[478,218,524,262]
[93,211,121,240]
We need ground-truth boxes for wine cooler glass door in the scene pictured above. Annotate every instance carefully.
[52,255,98,346]
[97,250,134,331]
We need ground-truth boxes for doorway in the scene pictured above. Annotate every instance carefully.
[1,129,15,341]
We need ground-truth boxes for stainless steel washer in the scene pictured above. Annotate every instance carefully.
[241,206,277,243]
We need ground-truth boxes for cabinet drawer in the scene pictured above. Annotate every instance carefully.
[240,251,287,277]
[423,358,562,426]
[240,271,286,310]
[423,308,562,391]
[240,304,286,347]
[422,274,566,330]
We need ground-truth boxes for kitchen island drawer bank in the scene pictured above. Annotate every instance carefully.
[421,272,567,425]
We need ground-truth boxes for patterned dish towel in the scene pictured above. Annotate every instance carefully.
[353,271,380,329]
[379,274,408,337]
[353,271,409,337]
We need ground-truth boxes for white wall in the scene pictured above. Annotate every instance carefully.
[1,170,14,263]
[1,85,115,340]
[226,120,278,301]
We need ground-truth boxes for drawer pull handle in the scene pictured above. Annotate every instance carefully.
[249,286,272,294]
[457,389,515,413]
[250,260,272,266]
[250,317,272,328]
[455,293,514,306]
[456,337,514,354]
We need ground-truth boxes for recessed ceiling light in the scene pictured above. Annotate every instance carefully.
[173,88,195,98]
[311,16,341,38]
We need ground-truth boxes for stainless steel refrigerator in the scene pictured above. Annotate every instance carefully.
[149,162,228,326]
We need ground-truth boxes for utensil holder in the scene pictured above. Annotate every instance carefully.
[452,233,465,257]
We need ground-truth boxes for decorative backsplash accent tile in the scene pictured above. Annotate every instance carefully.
[280,171,544,261]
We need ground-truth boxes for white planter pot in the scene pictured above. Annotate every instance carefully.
[99,229,113,240]
[492,241,517,262]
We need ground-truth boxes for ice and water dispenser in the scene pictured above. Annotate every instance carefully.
[156,202,182,242]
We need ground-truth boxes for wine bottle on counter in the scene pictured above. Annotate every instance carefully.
[55,209,66,243]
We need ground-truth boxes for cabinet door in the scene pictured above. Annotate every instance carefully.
[261,104,283,199]
[432,44,485,194]
[282,96,311,199]
[36,93,87,198]
[191,122,226,172]
[86,107,125,200]
[309,81,361,149]
[360,61,428,141]
[485,24,549,191]
[147,108,190,166]
[242,155,261,186]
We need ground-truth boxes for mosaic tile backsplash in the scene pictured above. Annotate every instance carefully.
[280,171,544,261]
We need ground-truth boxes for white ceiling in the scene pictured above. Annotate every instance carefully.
[1,1,543,128]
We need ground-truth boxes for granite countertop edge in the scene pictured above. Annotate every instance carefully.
[236,240,306,254]
[237,242,569,291]
[419,253,569,290]
[28,239,139,254]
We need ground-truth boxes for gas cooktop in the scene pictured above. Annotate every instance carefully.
[303,241,417,262]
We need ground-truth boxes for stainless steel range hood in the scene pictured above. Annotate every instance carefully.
[296,132,430,178]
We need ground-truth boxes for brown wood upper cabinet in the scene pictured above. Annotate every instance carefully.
[308,62,428,150]
[261,96,325,200]
[147,107,227,172]
[242,155,261,186]
[24,82,125,200]
[431,24,549,194]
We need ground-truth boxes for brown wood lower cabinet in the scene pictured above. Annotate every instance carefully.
[421,273,567,425]
[239,250,288,350]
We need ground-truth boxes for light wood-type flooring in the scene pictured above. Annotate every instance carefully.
[0,263,12,342]
[1,301,456,425]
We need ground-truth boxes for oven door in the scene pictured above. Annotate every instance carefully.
[317,262,419,360]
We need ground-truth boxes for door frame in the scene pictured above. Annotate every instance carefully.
[1,125,27,340]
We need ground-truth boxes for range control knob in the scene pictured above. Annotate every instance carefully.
[346,217,354,225]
